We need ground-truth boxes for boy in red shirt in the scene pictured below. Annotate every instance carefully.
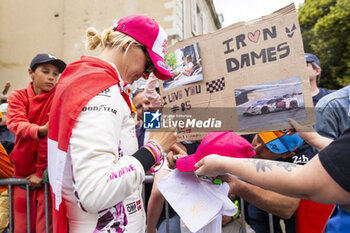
[7,54,66,233]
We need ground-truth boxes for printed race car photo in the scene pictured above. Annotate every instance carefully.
[243,95,299,116]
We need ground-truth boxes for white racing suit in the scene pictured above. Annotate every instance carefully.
[61,84,146,232]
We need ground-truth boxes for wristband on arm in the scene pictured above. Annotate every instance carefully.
[143,139,166,173]
[132,147,155,172]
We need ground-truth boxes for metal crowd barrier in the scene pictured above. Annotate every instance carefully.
[1,176,275,233]
[0,178,50,233]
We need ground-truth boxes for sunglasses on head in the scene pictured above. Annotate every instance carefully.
[141,46,155,74]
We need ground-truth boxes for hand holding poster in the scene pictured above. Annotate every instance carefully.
[156,4,314,141]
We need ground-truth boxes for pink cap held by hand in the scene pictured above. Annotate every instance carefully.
[176,131,256,172]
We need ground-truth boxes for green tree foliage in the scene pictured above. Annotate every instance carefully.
[298,0,350,89]
[164,51,178,69]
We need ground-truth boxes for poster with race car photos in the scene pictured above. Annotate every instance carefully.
[158,4,314,141]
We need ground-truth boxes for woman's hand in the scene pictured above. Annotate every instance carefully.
[195,154,228,177]
[288,118,320,145]
[167,143,188,169]
[288,118,332,151]
[287,118,316,139]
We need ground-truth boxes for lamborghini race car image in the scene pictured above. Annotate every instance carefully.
[243,95,299,116]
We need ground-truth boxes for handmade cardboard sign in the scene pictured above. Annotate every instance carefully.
[158,4,314,141]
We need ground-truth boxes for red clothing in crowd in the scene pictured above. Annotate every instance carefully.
[0,143,13,233]
[0,143,14,191]
[0,142,13,179]
[7,82,55,233]
[7,82,55,178]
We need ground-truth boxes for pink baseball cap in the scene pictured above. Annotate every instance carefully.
[113,14,172,80]
[176,131,256,172]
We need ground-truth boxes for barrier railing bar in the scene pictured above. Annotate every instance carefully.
[165,200,170,233]
[240,197,247,233]
[8,184,13,233]
[0,178,29,186]
[268,213,274,233]
[1,176,277,233]
[45,183,49,233]
[26,184,30,233]
[0,178,32,233]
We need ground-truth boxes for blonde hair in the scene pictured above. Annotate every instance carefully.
[85,27,143,52]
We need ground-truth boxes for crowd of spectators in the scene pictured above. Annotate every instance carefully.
[0,13,349,233]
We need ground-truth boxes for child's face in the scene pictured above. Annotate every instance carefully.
[307,62,320,83]
[29,63,59,95]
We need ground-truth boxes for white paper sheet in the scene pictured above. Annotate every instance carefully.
[158,169,237,232]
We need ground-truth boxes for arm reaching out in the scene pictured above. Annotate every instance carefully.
[2,81,11,95]
[288,119,332,151]
[195,154,350,205]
